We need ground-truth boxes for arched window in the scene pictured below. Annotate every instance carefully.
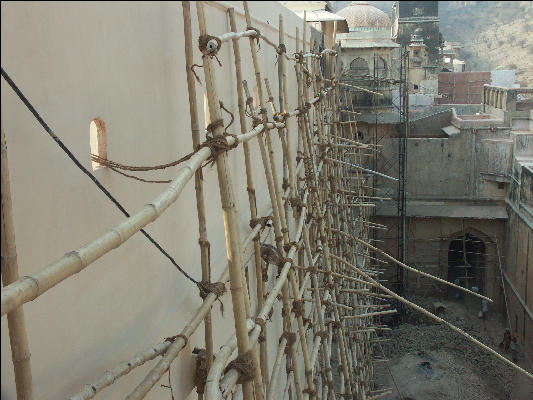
[349,57,369,76]
[90,118,107,170]
[376,57,387,78]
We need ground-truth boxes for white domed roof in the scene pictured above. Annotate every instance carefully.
[336,1,391,28]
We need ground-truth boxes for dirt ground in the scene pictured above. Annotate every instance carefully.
[373,295,533,400]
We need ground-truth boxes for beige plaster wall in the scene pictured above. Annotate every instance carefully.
[1,2,313,399]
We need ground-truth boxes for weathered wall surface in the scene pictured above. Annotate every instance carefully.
[0,2,312,399]
[436,72,491,104]
[374,216,506,305]
[505,164,533,360]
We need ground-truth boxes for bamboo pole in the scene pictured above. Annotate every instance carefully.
[195,3,254,399]
[227,8,269,391]
[182,3,214,387]
[1,112,33,399]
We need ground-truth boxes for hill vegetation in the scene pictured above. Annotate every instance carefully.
[435,1,533,86]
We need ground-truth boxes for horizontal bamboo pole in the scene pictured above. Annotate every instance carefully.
[332,254,533,380]
[334,136,381,147]
[323,79,384,96]
[330,235,493,302]
[69,342,171,400]
[343,310,397,319]
[218,29,258,42]
[1,125,275,317]
[326,157,398,182]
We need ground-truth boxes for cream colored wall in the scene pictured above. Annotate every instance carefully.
[0,2,312,399]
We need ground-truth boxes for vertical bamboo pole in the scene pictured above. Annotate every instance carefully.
[195,2,255,399]
[227,7,269,392]
[1,114,34,399]
[279,15,296,202]
[182,5,214,393]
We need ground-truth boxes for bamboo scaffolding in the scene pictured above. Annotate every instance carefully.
[2,3,420,398]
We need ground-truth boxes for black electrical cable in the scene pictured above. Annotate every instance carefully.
[1,67,198,284]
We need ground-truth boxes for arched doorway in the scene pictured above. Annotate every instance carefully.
[448,233,486,294]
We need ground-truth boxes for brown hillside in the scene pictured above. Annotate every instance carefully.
[440,1,533,87]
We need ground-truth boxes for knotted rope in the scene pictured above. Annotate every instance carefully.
[224,351,256,384]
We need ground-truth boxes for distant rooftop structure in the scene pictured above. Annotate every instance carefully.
[337,1,392,30]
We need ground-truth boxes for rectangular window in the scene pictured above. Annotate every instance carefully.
[498,182,505,190]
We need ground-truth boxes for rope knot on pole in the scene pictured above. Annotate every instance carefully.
[289,197,306,213]
[254,317,267,343]
[194,348,210,395]
[279,331,297,345]
[224,350,256,384]
[200,134,239,166]
[284,241,300,253]
[292,299,305,317]
[198,34,221,56]
[315,330,328,341]
[250,216,272,229]
[197,281,226,300]
[163,334,188,347]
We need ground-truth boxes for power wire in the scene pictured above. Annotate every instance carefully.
[0,67,198,284]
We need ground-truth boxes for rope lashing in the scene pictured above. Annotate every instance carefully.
[315,330,328,341]
[292,299,305,317]
[245,25,261,48]
[273,111,289,123]
[279,331,297,345]
[197,280,226,300]
[250,216,272,230]
[224,351,256,384]
[289,197,306,213]
[163,334,189,347]
[219,101,234,134]
[284,241,300,253]
[254,317,267,343]
[194,349,209,395]
[198,34,222,65]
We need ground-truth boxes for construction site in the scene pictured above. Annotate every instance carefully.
[1,1,532,399]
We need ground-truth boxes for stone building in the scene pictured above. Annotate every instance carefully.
[335,1,400,107]
[372,86,533,359]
